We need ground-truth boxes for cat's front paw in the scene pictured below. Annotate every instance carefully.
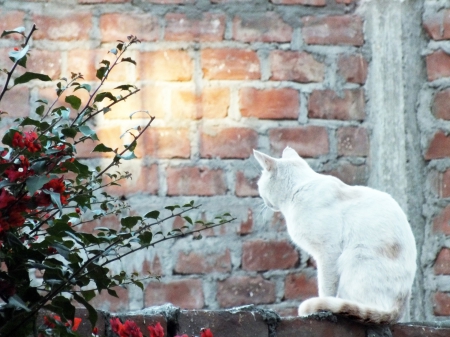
[298,298,316,317]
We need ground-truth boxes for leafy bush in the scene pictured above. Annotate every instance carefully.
[0,24,234,336]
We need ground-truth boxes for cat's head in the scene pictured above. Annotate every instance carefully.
[253,147,310,212]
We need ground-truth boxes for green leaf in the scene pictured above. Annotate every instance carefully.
[13,71,51,86]
[74,83,91,92]
[120,216,142,229]
[94,91,117,103]
[48,191,63,212]
[2,129,19,147]
[107,288,119,298]
[79,125,97,138]
[183,216,193,225]
[36,98,49,104]
[144,210,160,219]
[61,127,78,138]
[115,84,136,92]
[139,231,153,245]
[96,66,108,80]
[8,294,30,312]
[8,44,28,62]
[35,105,45,116]
[49,296,75,322]
[65,95,82,110]
[110,48,118,55]
[121,57,136,65]
[93,143,113,152]
[118,152,137,160]
[19,117,41,127]
[26,175,51,195]
[1,26,25,38]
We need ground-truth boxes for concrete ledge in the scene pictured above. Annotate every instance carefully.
[35,306,450,337]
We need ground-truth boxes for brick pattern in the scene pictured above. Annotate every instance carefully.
[1,0,369,317]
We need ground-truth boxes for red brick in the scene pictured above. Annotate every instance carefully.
[269,126,329,158]
[427,50,450,81]
[37,86,90,119]
[270,51,325,83]
[201,49,260,80]
[147,0,195,3]
[174,249,231,274]
[166,166,227,196]
[79,0,131,3]
[0,11,25,40]
[434,248,450,275]
[139,50,193,81]
[308,89,365,121]
[33,13,92,41]
[430,169,450,198]
[240,87,299,119]
[433,205,450,235]
[200,127,258,159]
[89,286,129,312]
[76,125,122,158]
[302,15,364,46]
[145,279,204,309]
[434,292,450,316]
[211,0,252,2]
[284,273,318,300]
[142,255,163,275]
[137,127,190,159]
[337,54,368,84]
[270,306,298,317]
[0,86,29,117]
[425,130,450,160]
[322,162,367,186]
[25,49,62,79]
[100,13,159,42]
[242,240,299,271]
[235,171,259,197]
[216,276,276,307]
[337,127,369,157]
[433,89,450,120]
[233,12,293,42]
[171,87,230,119]
[423,10,450,41]
[105,164,159,196]
[238,209,253,234]
[336,0,358,3]
[271,0,325,5]
[68,49,128,82]
[165,13,225,42]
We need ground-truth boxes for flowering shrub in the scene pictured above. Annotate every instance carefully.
[110,318,213,337]
[0,25,234,336]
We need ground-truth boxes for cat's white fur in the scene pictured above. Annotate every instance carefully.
[253,147,416,324]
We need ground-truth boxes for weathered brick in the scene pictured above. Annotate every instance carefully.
[434,292,450,316]
[308,89,365,121]
[426,50,450,81]
[276,317,366,337]
[242,240,299,271]
[434,248,450,275]
[26,49,62,79]
[33,13,92,40]
[100,13,159,42]
[302,15,364,46]
[211,0,252,2]
[322,162,367,186]
[337,54,368,84]
[200,127,258,159]
[423,9,450,41]
[425,130,450,160]
[139,50,193,81]
[270,51,325,83]
[391,324,450,337]
[433,205,450,235]
[104,163,159,196]
[233,12,293,42]
[89,286,129,312]
[147,0,195,3]
[240,87,299,119]
[284,272,318,300]
[67,49,128,82]
[0,86,29,117]
[430,169,450,198]
[235,171,259,197]
[174,249,231,274]
[137,127,190,159]
[166,166,227,196]
[216,275,276,307]
[271,306,298,317]
[37,86,90,119]
[271,0,325,5]
[269,126,329,158]
[79,0,130,3]
[201,49,260,80]
[433,88,450,120]
[171,87,230,119]
[145,279,204,309]
[238,209,254,234]
[336,0,358,3]
[76,125,122,158]
[0,11,25,40]
[165,13,225,41]
[337,127,369,157]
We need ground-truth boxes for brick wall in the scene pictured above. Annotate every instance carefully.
[0,0,446,324]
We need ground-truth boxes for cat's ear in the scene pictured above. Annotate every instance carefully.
[282,146,300,159]
[253,149,277,172]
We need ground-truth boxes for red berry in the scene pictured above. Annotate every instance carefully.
[75,207,81,213]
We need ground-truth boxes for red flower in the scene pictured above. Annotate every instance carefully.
[12,132,25,148]
[92,327,99,336]
[72,317,82,331]
[200,328,213,337]
[0,189,15,208]
[24,131,41,152]
[34,191,51,207]
[122,320,143,337]
[47,247,57,254]
[4,155,33,182]
[42,177,68,205]
[110,317,123,335]
[148,322,164,337]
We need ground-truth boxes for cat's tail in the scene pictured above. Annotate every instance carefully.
[298,296,402,324]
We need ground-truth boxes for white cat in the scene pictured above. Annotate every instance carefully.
[253,146,416,324]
